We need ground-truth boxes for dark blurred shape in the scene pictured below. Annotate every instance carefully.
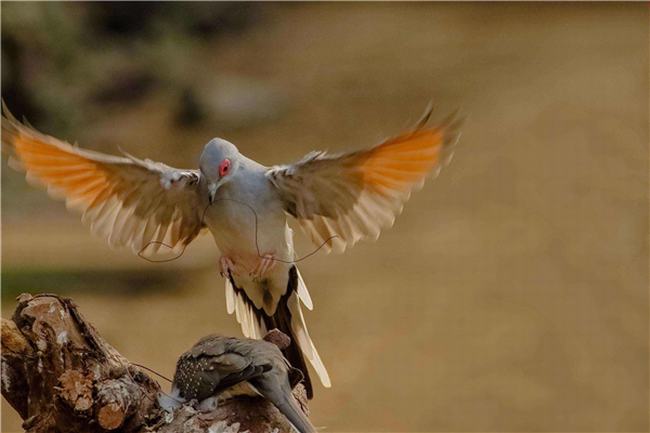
[1,33,44,125]
[86,2,164,38]
[91,69,157,105]
[86,2,258,40]
[1,2,262,133]
[185,3,258,38]
[175,86,205,127]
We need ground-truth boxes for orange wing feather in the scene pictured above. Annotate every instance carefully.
[2,108,204,256]
[359,129,445,188]
[10,132,119,208]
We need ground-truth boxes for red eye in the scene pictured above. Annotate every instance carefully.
[219,159,231,177]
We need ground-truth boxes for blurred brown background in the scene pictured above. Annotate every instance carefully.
[1,2,648,432]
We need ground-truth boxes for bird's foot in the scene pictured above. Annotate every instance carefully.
[219,256,237,278]
[197,396,219,414]
[250,253,277,278]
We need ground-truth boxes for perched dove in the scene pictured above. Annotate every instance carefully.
[159,334,314,433]
[1,104,461,398]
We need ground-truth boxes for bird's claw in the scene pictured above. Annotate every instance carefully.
[219,256,237,278]
[250,253,276,278]
[197,396,219,414]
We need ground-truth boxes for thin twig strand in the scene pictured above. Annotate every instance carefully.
[137,198,337,265]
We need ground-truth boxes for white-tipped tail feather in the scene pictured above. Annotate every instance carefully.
[287,291,331,388]
[226,278,267,339]
[295,268,313,311]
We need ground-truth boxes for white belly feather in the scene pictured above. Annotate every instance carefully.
[204,194,294,313]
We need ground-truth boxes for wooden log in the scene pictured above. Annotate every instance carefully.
[1,293,308,433]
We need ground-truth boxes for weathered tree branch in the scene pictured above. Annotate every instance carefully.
[1,293,309,433]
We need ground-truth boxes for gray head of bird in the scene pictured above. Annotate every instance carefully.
[199,138,241,204]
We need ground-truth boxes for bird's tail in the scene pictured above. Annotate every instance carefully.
[157,385,185,413]
[256,381,316,433]
[265,267,330,399]
[225,266,330,399]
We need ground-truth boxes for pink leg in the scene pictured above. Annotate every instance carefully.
[219,256,237,278]
[251,253,277,278]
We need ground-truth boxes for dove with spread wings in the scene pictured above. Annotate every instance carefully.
[1,105,461,398]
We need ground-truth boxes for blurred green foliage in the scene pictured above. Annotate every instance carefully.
[1,2,259,134]
[1,268,185,298]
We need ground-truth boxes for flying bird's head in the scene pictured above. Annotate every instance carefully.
[200,138,240,203]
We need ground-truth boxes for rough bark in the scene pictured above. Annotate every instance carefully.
[1,293,308,433]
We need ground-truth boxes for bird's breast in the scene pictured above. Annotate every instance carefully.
[204,194,293,273]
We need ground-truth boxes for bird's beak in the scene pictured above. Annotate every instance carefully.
[208,182,219,204]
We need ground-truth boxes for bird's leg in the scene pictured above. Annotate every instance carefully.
[219,256,238,278]
[251,253,277,278]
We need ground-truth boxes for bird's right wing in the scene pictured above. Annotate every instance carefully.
[266,107,462,253]
[2,107,206,258]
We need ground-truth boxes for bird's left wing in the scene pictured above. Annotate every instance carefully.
[2,109,205,258]
[266,108,462,253]
[205,352,268,392]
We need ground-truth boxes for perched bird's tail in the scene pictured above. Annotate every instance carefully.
[254,378,317,433]
[157,386,185,413]
[225,266,330,399]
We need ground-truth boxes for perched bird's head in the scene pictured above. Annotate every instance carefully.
[200,138,240,203]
